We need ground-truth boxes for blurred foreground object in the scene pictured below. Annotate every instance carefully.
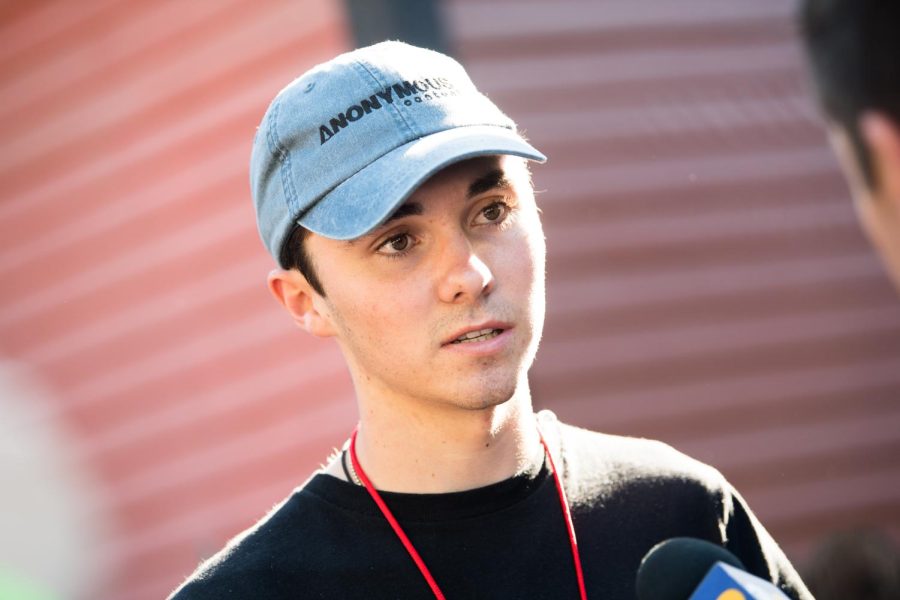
[0,362,110,600]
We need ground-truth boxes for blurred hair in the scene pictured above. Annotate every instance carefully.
[803,528,900,600]
[799,0,900,187]
[279,226,326,297]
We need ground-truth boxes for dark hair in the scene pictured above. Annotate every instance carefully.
[803,529,900,600]
[279,226,326,297]
[799,0,900,187]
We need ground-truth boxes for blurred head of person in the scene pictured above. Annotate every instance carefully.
[799,0,900,292]
[803,528,900,600]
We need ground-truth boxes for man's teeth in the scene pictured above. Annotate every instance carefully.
[453,328,501,344]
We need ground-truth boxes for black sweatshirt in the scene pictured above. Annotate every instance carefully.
[169,411,812,599]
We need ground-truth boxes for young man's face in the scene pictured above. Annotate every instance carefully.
[304,155,546,411]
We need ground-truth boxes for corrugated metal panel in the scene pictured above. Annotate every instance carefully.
[446,0,900,562]
[1,1,353,598]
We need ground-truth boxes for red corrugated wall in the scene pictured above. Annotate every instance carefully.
[1,2,354,598]
[1,1,898,599]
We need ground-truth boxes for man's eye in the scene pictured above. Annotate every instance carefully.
[379,233,412,254]
[478,201,509,224]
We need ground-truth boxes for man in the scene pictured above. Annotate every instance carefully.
[799,0,900,292]
[169,41,810,599]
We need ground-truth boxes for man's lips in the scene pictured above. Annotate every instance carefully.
[442,322,513,346]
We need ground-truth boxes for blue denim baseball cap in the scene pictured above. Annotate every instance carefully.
[250,41,546,261]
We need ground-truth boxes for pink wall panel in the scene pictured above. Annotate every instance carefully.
[1,1,354,598]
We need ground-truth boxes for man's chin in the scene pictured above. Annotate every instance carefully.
[457,394,514,412]
[448,376,524,412]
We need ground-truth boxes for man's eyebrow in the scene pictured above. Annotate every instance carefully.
[467,169,512,198]
[345,202,423,246]
[383,201,424,224]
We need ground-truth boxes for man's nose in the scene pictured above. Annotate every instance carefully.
[436,237,495,304]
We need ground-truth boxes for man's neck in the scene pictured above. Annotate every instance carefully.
[350,387,541,494]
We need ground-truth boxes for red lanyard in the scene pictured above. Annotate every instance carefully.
[349,426,588,600]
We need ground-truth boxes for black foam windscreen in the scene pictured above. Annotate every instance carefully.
[636,537,747,600]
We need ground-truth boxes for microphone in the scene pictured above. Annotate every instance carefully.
[636,537,790,600]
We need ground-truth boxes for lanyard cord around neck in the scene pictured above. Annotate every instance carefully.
[348,426,588,600]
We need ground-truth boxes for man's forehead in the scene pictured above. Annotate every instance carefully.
[330,155,529,247]
[412,155,524,198]
[395,156,522,211]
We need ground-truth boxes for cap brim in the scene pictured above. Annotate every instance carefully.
[298,125,546,240]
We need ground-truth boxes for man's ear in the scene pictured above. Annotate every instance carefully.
[861,111,900,206]
[267,269,336,338]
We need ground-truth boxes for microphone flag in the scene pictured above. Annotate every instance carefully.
[689,562,790,600]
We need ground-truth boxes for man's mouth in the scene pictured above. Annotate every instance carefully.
[450,328,504,344]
